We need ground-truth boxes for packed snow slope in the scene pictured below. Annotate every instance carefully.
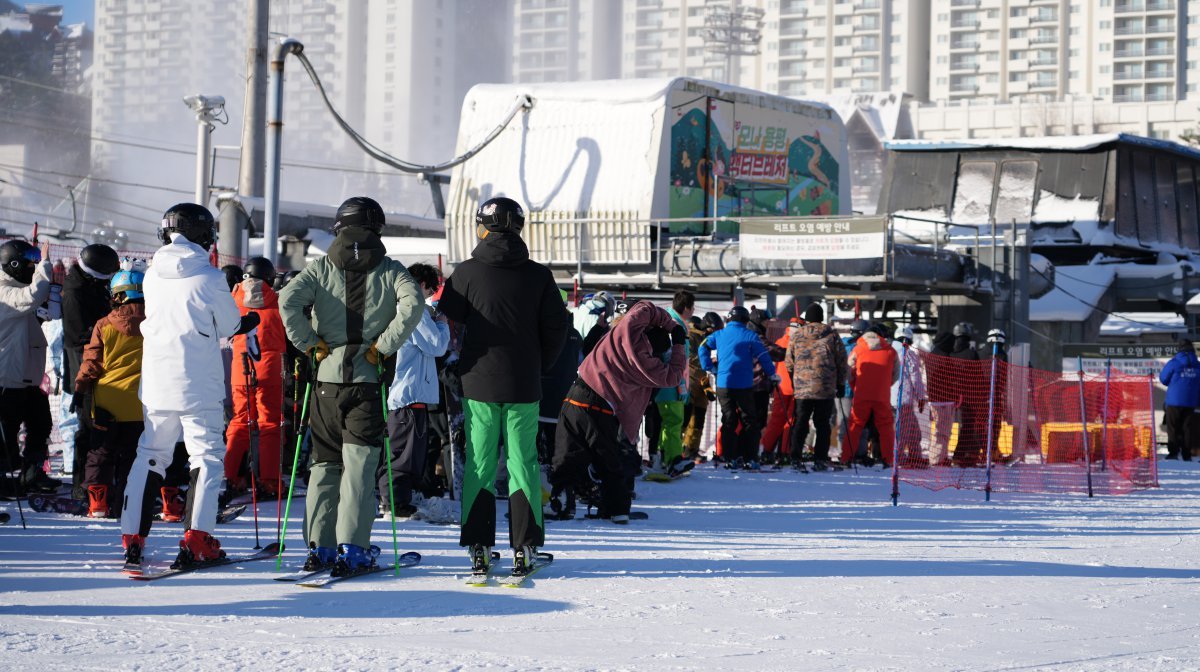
[3,463,1200,671]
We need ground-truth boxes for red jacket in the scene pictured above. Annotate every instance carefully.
[577,301,687,443]
[848,332,900,403]
[231,279,286,384]
[773,332,794,396]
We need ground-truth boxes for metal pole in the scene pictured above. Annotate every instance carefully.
[1078,356,1094,498]
[239,0,269,200]
[1148,373,1160,485]
[984,342,999,502]
[1100,358,1112,472]
[195,115,213,207]
[891,345,908,507]
[264,38,304,267]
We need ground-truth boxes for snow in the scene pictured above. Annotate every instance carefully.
[1030,265,1115,322]
[1100,312,1186,336]
[887,132,1200,161]
[4,464,1200,671]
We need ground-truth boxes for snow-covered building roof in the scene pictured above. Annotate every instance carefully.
[1030,265,1114,322]
[887,133,1200,161]
[1099,312,1185,337]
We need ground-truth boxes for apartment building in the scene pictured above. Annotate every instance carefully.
[511,0,621,83]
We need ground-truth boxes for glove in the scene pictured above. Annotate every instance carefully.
[74,378,93,396]
[704,389,717,402]
[365,342,382,366]
[308,338,330,363]
[770,374,782,386]
[836,387,846,399]
[670,324,687,345]
[234,311,261,336]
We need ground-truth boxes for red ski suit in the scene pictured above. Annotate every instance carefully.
[224,279,286,487]
[760,332,796,455]
[844,333,900,465]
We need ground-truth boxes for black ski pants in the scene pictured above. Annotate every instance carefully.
[1165,405,1195,460]
[0,385,52,478]
[377,405,428,508]
[716,387,761,463]
[551,380,636,517]
[791,398,835,462]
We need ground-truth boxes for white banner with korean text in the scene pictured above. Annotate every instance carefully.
[740,216,887,261]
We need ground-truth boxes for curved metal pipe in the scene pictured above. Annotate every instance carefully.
[264,37,304,266]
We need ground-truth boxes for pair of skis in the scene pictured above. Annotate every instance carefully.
[273,551,423,588]
[126,543,424,586]
[465,551,554,588]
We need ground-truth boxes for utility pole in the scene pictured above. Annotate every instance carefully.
[702,0,765,85]
[224,0,269,263]
[183,94,226,207]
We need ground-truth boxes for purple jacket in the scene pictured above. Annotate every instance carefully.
[577,301,687,443]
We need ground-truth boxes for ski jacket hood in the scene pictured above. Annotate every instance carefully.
[153,234,218,279]
[471,232,530,268]
[328,227,387,273]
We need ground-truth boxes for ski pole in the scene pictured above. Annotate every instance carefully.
[0,424,27,529]
[242,351,261,549]
[276,353,314,569]
[280,357,300,541]
[378,360,400,576]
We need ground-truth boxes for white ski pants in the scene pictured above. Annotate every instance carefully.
[120,406,226,537]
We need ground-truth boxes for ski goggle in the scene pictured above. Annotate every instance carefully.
[21,247,41,264]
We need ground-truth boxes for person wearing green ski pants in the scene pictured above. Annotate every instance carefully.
[461,400,543,548]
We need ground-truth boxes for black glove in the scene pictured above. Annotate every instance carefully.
[704,389,717,402]
[671,324,687,345]
[836,387,846,399]
[234,311,261,336]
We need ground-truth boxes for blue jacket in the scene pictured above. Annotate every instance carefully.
[1160,350,1200,408]
[387,306,451,409]
[698,321,774,390]
[654,307,690,403]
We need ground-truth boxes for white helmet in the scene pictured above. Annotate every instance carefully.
[895,326,914,343]
[986,328,1006,344]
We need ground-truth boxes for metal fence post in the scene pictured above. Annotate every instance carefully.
[1100,358,1112,472]
[1078,356,1094,498]
[984,342,999,502]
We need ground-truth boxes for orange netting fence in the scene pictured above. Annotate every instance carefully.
[890,347,1158,500]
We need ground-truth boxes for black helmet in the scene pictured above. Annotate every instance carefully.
[274,269,300,291]
[688,315,703,331]
[726,306,750,324]
[243,256,275,282]
[701,311,724,332]
[79,243,119,279]
[160,202,216,249]
[333,196,385,236]
[614,298,639,316]
[476,196,525,234]
[0,239,40,284]
[850,319,870,336]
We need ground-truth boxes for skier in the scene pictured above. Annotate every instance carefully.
[682,311,722,462]
[890,326,929,467]
[550,301,686,521]
[0,239,58,495]
[279,196,423,575]
[698,306,776,470]
[785,304,847,470]
[119,203,259,570]
[74,263,147,517]
[538,288,583,465]
[224,256,286,498]
[61,243,120,494]
[574,291,613,357]
[846,328,900,467]
[377,262,450,518]
[1160,339,1200,461]
[650,290,695,477]
[761,316,802,465]
[437,196,569,576]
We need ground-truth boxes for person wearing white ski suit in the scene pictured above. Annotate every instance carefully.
[120,232,242,548]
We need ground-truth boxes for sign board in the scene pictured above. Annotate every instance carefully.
[1062,343,1179,377]
[740,216,887,261]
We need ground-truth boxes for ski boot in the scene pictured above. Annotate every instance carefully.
[87,485,109,518]
[171,530,226,569]
[21,467,59,495]
[331,543,380,577]
[160,486,185,523]
[512,545,538,576]
[122,534,145,568]
[469,544,492,573]
[303,542,337,571]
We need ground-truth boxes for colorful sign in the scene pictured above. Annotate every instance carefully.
[740,216,887,261]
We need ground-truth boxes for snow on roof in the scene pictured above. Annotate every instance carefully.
[886,133,1200,161]
[0,14,31,34]
[1030,265,1114,322]
[803,91,912,142]
[1100,312,1185,336]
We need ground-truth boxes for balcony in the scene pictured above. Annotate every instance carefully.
[1114,48,1145,58]
[950,59,980,71]
[1029,34,1059,44]
[950,82,980,93]
[950,18,980,29]
[1114,70,1145,80]
[950,0,979,5]
[951,39,981,50]
[1115,2,1145,11]
[854,0,881,11]
[854,21,881,31]
[852,64,880,73]
[1115,25,1144,35]
[1146,22,1175,34]
[1030,12,1058,23]
[1029,57,1058,67]
[780,1,806,15]
[1147,1,1176,11]
[1147,46,1175,55]
[1114,94,1145,102]
[1145,69,1174,79]
[1029,78,1057,89]
[1146,92,1175,101]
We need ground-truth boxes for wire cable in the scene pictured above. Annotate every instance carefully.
[1031,264,1182,329]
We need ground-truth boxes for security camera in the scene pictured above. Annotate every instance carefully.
[183,94,225,112]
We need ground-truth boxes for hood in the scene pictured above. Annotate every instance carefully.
[328,227,387,272]
[1176,350,1200,367]
[795,322,836,342]
[109,302,146,336]
[933,332,955,353]
[471,232,530,268]
[151,236,215,279]
[952,335,973,353]
[860,331,886,350]
[237,278,276,310]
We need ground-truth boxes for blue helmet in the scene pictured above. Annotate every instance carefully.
[109,268,145,302]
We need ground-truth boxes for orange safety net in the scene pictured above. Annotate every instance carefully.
[893,347,1158,497]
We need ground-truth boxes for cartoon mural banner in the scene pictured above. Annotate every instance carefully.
[667,90,843,227]
[740,216,887,261]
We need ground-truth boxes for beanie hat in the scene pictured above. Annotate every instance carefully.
[803,302,824,323]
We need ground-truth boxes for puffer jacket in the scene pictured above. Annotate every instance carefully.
[61,263,112,351]
[139,236,242,411]
[279,227,423,385]
[654,307,690,403]
[76,302,145,422]
[231,278,286,383]
[847,331,899,403]
[1161,349,1200,408]
[784,321,847,400]
[0,259,52,388]
[698,321,774,390]
[387,305,450,408]
[686,324,715,403]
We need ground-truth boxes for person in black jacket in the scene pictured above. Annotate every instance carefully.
[62,244,119,492]
[438,196,570,577]
[538,289,582,465]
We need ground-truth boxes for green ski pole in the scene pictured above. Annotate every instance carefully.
[378,360,400,575]
[276,353,315,570]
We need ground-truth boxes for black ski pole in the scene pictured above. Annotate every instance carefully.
[276,353,315,569]
[242,351,261,549]
[0,422,28,529]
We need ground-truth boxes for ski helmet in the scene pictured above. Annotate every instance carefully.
[160,203,216,249]
[333,196,385,236]
[895,326,914,344]
[986,328,1007,345]
[79,243,119,280]
[726,306,750,324]
[109,268,145,303]
[475,197,525,234]
[0,239,40,284]
[850,319,870,336]
[614,298,640,316]
[952,321,974,338]
[701,311,724,332]
[243,256,276,282]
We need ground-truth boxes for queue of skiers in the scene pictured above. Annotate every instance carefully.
[1,193,1018,579]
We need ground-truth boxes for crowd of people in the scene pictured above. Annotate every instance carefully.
[0,194,1019,578]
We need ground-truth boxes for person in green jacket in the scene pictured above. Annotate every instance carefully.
[438,196,569,576]
[278,196,423,576]
[651,290,695,478]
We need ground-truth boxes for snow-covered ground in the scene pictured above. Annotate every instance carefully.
[3,462,1200,671]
